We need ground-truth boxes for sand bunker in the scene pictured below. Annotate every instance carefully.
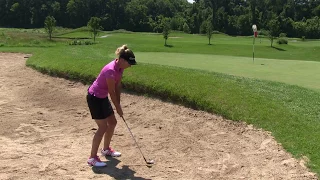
[0,53,317,179]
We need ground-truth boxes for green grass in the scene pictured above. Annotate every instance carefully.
[93,31,320,62]
[1,28,320,176]
[0,28,60,47]
[55,31,92,39]
[134,52,320,92]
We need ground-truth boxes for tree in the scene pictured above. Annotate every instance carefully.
[10,3,19,12]
[206,20,213,45]
[305,16,320,38]
[162,18,171,46]
[0,0,319,39]
[87,17,102,42]
[183,22,190,33]
[249,0,257,24]
[125,0,150,31]
[267,18,280,47]
[44,16,56,40]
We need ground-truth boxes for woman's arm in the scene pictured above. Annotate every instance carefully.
[115,82,121,104]
[106,78,123,116]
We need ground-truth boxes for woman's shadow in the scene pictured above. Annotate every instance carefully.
[91,156,151,180]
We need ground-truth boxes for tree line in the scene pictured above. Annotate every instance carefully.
[1,0,319,38]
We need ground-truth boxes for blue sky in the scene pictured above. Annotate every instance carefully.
[187,0,194,3]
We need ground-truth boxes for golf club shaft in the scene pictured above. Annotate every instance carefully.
[121,116,148,163]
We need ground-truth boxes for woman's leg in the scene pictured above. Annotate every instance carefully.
[103,114,117,149]
[90,119,108,158]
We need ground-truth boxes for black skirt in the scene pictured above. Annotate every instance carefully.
[86,92,114,119]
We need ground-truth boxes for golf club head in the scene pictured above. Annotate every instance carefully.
[146,159,155,168]
[147,159,155,164]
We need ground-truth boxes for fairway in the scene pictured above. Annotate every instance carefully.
[135,52,320,92]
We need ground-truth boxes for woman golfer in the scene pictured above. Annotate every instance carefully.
[86,44,137,167]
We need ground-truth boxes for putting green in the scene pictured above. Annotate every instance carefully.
[134,52,320,92]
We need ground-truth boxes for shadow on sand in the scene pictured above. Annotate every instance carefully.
[91,157,151,180]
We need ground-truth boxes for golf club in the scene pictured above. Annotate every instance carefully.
[121,116,155,167]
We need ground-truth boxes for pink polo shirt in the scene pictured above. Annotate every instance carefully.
[88,59,123,98]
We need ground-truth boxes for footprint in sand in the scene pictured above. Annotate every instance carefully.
[0,99,9,106]
[15,123,46,134]
[281,158,297,168]
[259,139,272,150]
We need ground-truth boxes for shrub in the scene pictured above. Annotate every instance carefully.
[84,41,94,45]
[279,33,287,38]
[259,29,268,36]
[69,40,94,45]
[277,38,288,44]
[69,40,79,45]
[31,40,40,45]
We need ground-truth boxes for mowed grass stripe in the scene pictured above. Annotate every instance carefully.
[53,31,320,62]
[134,52,320,92]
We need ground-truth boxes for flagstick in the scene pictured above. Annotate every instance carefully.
[252,24,258,64]
[253,36,255,63]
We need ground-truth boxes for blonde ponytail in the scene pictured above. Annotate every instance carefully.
[115,44,129,57]
[115,44,136,65]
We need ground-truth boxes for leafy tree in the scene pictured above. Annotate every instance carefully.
[151,15,165,33]
[305,16,320,38]
[0,0,319,39]
[313,5,320,16]
[162,18,171,46]
[267,18,280,47]
[199,21,207,34]
[125,0,151,32]
[10,3,19,12]
[236,14,251,36]
[293,21,306,38]
[206,20,213,45]
[87,17,102,42]
[248,0,257,24]
[183,22,190,34]
[52,1,61,16]
[44,16,56,40]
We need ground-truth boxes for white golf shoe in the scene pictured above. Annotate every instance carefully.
[101,147,121,157]
[87,156,107,167]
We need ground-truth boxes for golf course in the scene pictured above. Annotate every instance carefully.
[0,27,319,179]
